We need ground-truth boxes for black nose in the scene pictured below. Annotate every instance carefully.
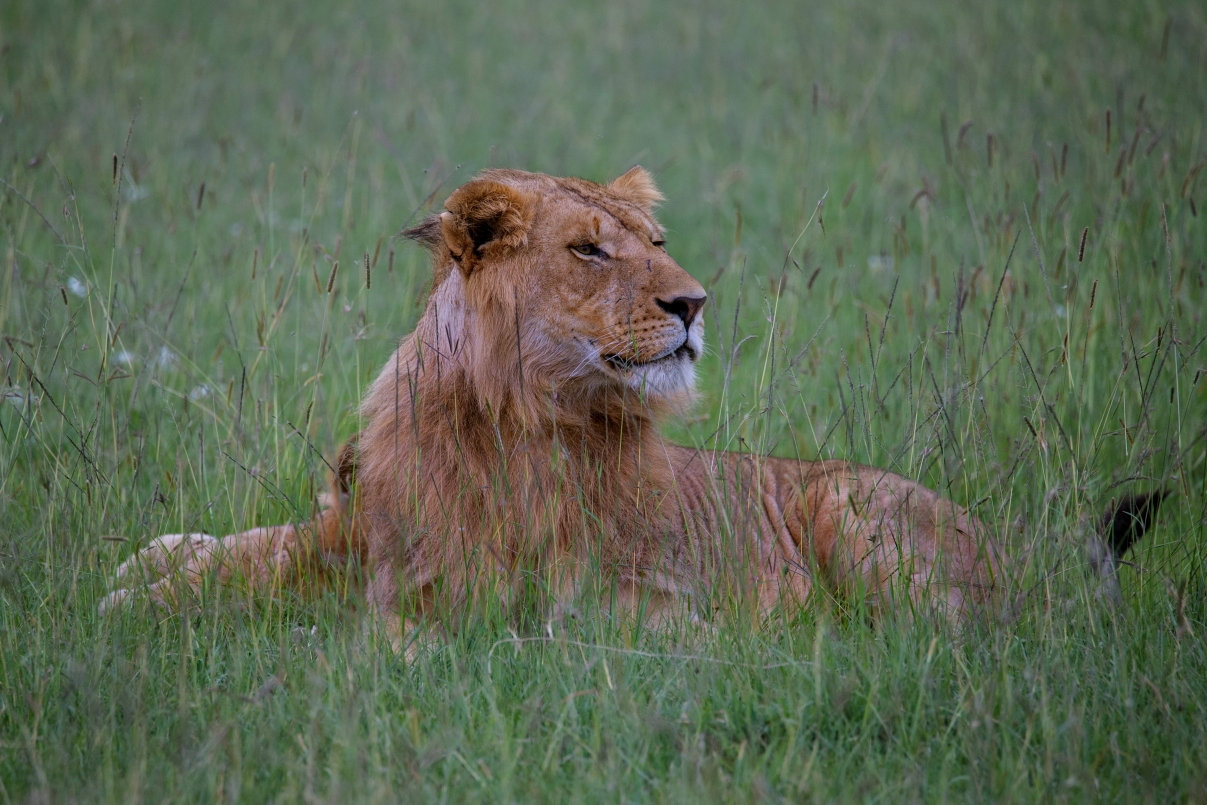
[657,294,707,329]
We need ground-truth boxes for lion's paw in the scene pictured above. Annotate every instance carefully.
[99,533,218,614]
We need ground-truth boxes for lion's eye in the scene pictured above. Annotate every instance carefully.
[571,243,602,258]
[652,239,666,249]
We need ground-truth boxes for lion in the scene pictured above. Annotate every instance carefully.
[101,167,1167,640]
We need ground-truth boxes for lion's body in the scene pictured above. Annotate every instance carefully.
[103,168,1047,633]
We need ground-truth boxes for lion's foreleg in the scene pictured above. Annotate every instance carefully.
[101,499,362,613]
[100,524,307,612]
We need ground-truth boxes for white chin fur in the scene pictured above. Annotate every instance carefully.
[626,355,698,399]
[625,318,703,401]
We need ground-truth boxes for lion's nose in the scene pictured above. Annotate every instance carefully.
[657,294,707,329]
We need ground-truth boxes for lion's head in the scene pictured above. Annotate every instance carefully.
[404,167,707,420]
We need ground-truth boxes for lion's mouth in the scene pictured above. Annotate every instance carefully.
[604,341,698,371]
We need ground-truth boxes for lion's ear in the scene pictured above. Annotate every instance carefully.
[608,166,664,212]
[403,214,443,248]
[439,180,534,274]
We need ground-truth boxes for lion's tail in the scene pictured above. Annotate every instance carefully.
[1088,489,1171,603]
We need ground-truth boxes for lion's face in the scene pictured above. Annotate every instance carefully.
[414,168,707,405]
[522,177,707,400]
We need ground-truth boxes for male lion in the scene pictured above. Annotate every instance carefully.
[102,167,1166,639]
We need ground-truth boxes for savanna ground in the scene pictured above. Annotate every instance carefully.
[2,0,1206,801]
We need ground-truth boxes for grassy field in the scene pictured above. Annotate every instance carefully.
[3,0,1206,800]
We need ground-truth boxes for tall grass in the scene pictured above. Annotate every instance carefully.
[2,0,1205,800]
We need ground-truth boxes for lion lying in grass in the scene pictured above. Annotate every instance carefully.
[102,167,1166,640]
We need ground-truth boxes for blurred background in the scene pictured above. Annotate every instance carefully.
[4,0,1203,529]
[2,0,1206,797]
[4,0,1206,594]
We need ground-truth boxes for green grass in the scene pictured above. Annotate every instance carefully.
[3,0,1206,800]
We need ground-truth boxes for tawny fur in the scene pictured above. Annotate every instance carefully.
[107,167,1156,638]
